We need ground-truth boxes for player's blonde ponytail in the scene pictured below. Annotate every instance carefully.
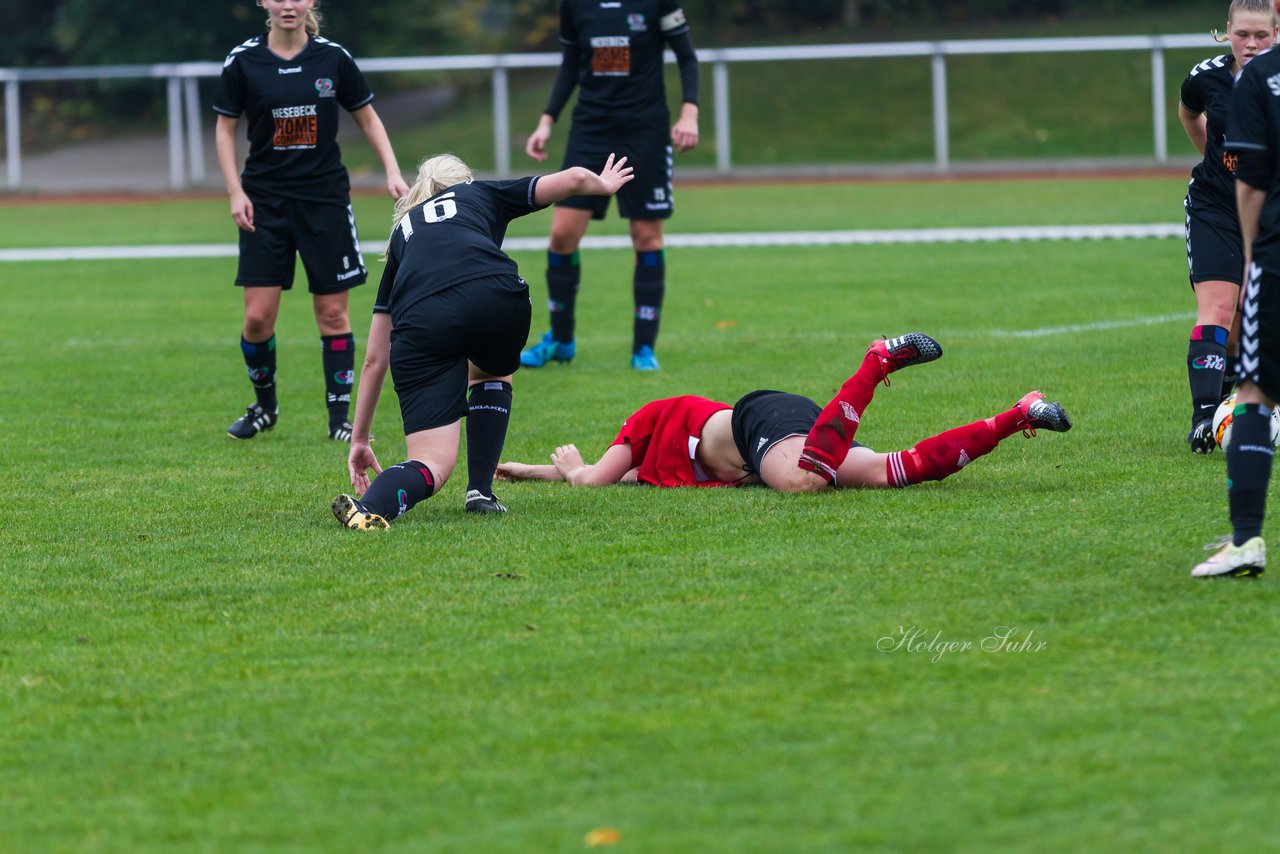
[384,154,475,257]
[1213,0,1277,42]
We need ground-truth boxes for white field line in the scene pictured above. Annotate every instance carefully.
[0,223,1182,263]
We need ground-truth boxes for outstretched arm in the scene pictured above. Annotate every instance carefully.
[534,154,633,206]
[550,443,636,486]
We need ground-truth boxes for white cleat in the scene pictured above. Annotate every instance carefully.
[1191,536,1265,578]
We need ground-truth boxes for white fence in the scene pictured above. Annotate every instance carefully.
[0,33,1220,191]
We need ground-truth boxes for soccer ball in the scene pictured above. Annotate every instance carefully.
[1213,393,1280,449]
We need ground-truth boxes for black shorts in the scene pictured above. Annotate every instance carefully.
[1185,191,1244,287]
[236,193,366,293]
[557,125,673,221]
[730,390,866,475]
[389,275,532,434]
[1239,264,1280,401]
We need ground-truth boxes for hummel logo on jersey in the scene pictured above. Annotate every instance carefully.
[957,450,971,468]
[1268,72,1280,96]
[756,437,768,452]
[278,66,302,75]
[839,401,860,423]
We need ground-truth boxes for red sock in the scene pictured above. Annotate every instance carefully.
[885,419,1001,487]
[799,353,882,481]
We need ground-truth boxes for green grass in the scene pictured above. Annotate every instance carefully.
[4,178,1278,851]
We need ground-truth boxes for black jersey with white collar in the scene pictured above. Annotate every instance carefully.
[559,0,691,132]
[1181,54,1238,208]
[1227,47,1280,273]
[375,178,547,321]
[213,33,374,203]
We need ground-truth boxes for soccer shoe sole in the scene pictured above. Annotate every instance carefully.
[868,333,943,374]
[332,494,389,531]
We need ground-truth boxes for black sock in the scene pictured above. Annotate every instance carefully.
[322,333,356,428]
[1223,354,1239,399]
[1188,325,1228,427]
[1227,404,1274,545]
[466,381,513,497]
[241,335,277,411]
[547,251,580,344]
[633,249,665,352]
[361,460,435,521]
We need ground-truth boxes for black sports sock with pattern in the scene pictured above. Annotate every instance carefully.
[361,460,436,521]
[322,333,356,429]
[1188,324,1228,428]
[547,251,580,344]
[241,335,278,411]
[633,250,665,352]
[1227,404,1274,545]
[466,381,513,497]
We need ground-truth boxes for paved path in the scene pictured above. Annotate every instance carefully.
[0,88,457,194]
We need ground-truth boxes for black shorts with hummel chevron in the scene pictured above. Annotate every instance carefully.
[730,390,863,475]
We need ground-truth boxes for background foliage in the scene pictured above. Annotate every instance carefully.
[0,0,1207,67]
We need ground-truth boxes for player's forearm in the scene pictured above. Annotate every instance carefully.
[353,107,402,179]
[214,117,243,194]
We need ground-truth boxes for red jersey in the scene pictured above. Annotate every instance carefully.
[611,395,734,487]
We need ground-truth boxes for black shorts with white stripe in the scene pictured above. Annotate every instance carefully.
[1184,189,1244,288]
[235,193,366,294]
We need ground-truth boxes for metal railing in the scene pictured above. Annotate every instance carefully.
[0,33,1219,191]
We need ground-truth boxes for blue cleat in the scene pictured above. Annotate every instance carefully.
[630,345,660,371]
[520,331,575,367]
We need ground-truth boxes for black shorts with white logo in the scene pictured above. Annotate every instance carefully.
[389,275,532,434]
[730,390,865,475]
[236,193,366,293]
[1239,264,1280,401]
[556,125,673,221]
[1184,190,1244,288]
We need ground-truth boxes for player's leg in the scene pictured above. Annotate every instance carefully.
[1184,197,1245,452]
[522,206,592,367]
[1186,281,1236,452]
[335,288,469,529]
[877,390,1072,488]
[798,333,943,482]
[334,421,461,530]
[228,196,294,439]
[300,201,366,440]
[313,290,357,440]
[465,277,532,513]
[629,219,665,370]
[616,133,673,370]
[1193,263,1280,577]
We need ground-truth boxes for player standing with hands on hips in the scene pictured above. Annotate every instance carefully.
[520,0,700,371]
[1193,0,1280,578]
[1178,0,1277,453]
[213,0,408,442]
[331,152,634,530]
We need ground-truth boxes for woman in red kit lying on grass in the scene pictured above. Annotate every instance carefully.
[497,333,1072,492]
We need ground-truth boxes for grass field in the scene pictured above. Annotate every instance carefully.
[4,176,1279,851]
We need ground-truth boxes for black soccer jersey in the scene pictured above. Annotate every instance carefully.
[213,33,374,204]
[375,178,546,320]
[1227,48,1280,274]
[559,0,691,131]
[1181,54,1239,208]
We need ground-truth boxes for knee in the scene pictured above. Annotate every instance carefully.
[314,304,349,333]
[242,312,274,341]
[771,469,829,494]
[548,227,582,255]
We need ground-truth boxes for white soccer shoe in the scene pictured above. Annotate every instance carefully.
[1191,536,1266,578]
